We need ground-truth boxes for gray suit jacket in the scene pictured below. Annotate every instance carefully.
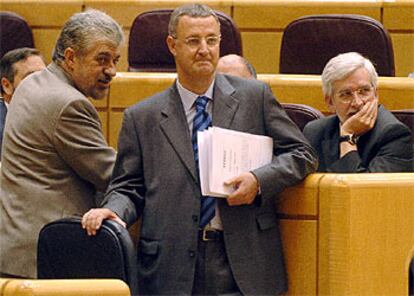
[303,105,413,172]
[0,62,116,277]
[103,74,317,295]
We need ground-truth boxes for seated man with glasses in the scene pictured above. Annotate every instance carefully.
[304,52,413,172]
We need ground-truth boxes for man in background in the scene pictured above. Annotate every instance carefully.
[303,52,413,172]
[82,4,317,295]
[216,53,256,79]
[0,47,46,157]
[0,9,123,278]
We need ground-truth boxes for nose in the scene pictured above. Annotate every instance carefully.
[351,92,365,107]
[198,39,209,54]
[104,61,117,77]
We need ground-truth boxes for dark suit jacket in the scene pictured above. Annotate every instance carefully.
[103,74,318,295]
[303,105,413,172]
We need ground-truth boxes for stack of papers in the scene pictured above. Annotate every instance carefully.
[198,127,273,197]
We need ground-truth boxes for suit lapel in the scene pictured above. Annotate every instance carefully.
[160,86,198,181]
[212,74,240,129]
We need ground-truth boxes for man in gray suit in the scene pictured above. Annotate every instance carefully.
[82,4,317,295]
[0,47,46,157]
[303,52,413,172]
[0,10,123,278]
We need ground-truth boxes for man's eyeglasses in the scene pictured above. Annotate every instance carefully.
[335,85,374,103]
[175,35,221,48]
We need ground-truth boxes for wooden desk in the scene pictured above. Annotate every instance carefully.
[278,173,414,295]
[0,279,131,296]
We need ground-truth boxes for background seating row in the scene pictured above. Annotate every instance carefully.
[1,0,413,76]
[97,73,414,148]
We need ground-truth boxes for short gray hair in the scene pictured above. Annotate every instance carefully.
[52,9,124,63]
[321,52,378,97]
[168,4,220,38]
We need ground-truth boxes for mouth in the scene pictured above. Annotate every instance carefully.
[97,78,112,88]
[196,60,211,65]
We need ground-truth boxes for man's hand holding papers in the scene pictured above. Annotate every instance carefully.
[197,127,273,202]
[224,172,259,205]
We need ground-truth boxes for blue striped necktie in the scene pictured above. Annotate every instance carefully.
[192,96,216,228]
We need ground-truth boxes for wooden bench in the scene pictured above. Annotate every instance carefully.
[278,173,414,295]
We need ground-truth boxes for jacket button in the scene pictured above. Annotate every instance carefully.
[192,215,198,223]
[189,250,195,257]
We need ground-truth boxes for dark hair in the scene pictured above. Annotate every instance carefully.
[0,47,43,94]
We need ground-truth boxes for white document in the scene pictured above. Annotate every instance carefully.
[198,127,273,197]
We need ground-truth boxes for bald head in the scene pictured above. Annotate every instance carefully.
[216,54,256,79]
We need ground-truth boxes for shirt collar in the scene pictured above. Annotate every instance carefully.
[176,78,215,112]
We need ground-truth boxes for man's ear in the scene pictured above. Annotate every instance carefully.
[325,95,336,114]
[63,47,76,70]
[166,36,177,57]
[1,77,13,96]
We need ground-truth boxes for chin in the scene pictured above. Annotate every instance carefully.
[90,90,108,100]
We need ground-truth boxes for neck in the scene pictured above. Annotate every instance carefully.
[178,73,215,95]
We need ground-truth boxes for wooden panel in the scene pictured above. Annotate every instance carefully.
[390,33,414,77]
[277,173,323,217]
[0,0,83,27]
[88,96,108,109]
[2,279,130,296]
[318,173,414,295]
[233,0,381,29]
[32,29,60,64]
[84,0,232,28]
[383,0,414,30]
[108,111,124,149]
[241,31,281,74]
[109,72,176,107]
[376,76,414,109]
[280,219,317,296]
[97,110,108,142]
[118,29,130,72]
[108,74,414,116]
[260,74,327,112]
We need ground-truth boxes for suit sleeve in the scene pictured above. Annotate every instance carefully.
[53,99,116,192]
[328,123,413,173]
[252,83,318,201]
[101,109,146,226]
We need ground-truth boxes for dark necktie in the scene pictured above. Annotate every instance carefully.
[192,96,216,228]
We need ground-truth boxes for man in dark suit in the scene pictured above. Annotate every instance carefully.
[303,52,413,172]
[0,47,46,157]
[82,4,317,295]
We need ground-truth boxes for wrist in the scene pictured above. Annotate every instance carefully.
[339,134,359,145]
